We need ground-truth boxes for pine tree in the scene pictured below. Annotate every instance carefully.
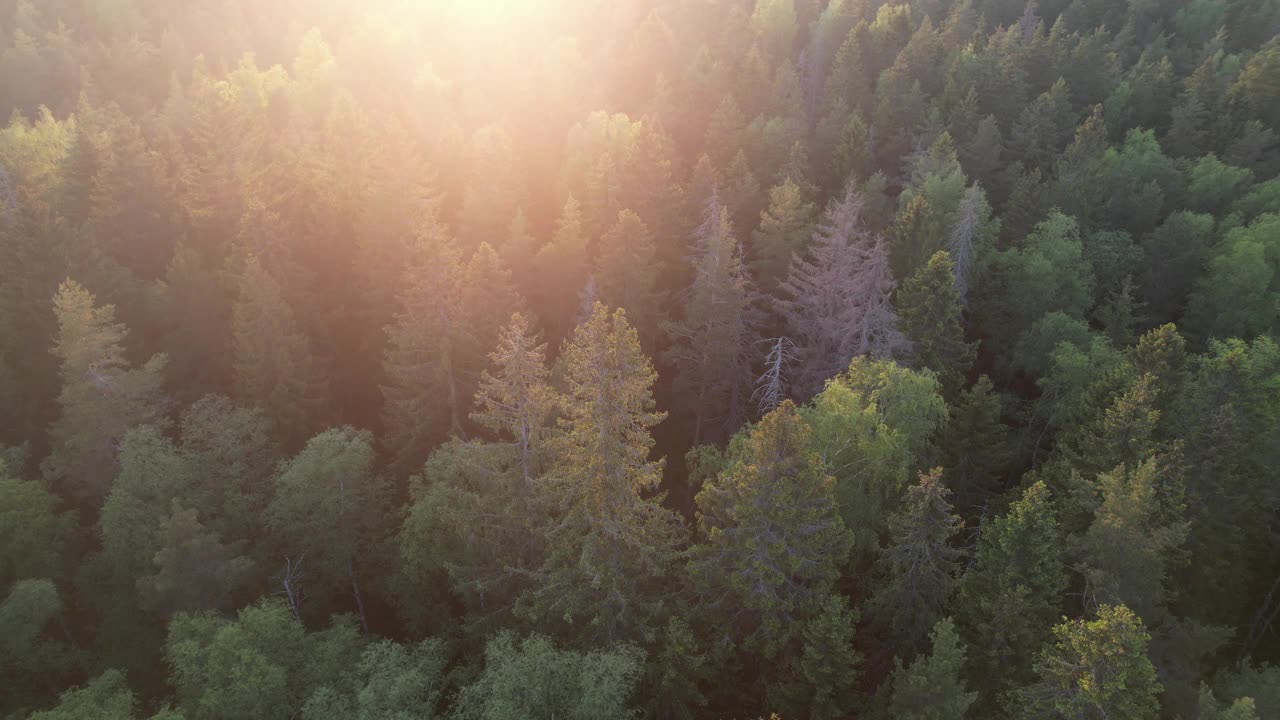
[768,593,861,720]
[751,177,815,292]
[869,467,965,660]
[521,304,685,646]
[665,194,756,444]
[941,376,1010,517]
[898,251,976,399]
[532,196,589,346]
[43,280,168,503]
[692,401,853,659]
[471,313,556,484]
[779,184,907,400]
[887,618,978,720]
[1013,604,1162,720]
[231,256,328,447]
[956,481,1067,704]
[380,234,467,472]
[594,209,662,345]
[1080,457,1189,622]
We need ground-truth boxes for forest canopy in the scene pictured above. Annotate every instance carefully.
[2,0,1280,718]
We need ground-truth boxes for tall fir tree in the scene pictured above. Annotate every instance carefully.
[751,177,815,293]
[898,251,976,399]
[43,279,168,503]
[520,304,685,646]
[594,209,662,346]
[886,618,978,720]
[231,256,329,447]
[533,195,589,347]
[665,193,756,444]
[869,467,965,661]
[691,401,853,706]
[956,481,1067,707]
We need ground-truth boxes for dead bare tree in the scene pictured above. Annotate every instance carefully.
[272,555,305,623]
[753,337,796,416]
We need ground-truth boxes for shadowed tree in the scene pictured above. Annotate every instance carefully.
[665,194,757,444]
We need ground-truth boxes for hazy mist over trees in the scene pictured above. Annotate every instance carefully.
[2,0,1280,718]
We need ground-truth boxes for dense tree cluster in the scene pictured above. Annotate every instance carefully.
[2,0,1280,718]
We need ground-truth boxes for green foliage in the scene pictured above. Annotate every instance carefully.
[231,256,329,447]
[1013,604,1162,720]
[521,304,685,645]
[898,251,976,398]
[692,402,852,659]
[265,427,390,629]
[303,639,448,720]
[0,466,71,587]
[869,467,965,658]
[980,211,1095,361]
[804,357,947,555]
[751,177,815,292]
[1186,213,1280,342]
[886,618,977,720]
[165,600,363,720]
[43,279,168,503]
[1078,457,1189,621]
[27,670,139,720]
[452,632,643,720]
[957,482,1067,703]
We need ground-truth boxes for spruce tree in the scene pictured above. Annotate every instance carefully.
[956,481,1067,704]
[43,280,168,503]
[869,467,965,660]
[692,401,853,658]
[532,195,589,346]
[898,251,976,399]
[521,304,685,646]
[231,256,328,447]
[886,618,978,720]
[751,177,815,292]
[665,194,756,444]
[594,209,662,345]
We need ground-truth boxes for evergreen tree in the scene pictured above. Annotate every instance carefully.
[898,251,976,399]
[1079,457,1189,622]
[231,257,328,447]
[1013,604,1162,720]
[886,618,978,720]
[665,194,756,444]
[471,312,556,484]
[869,467,965,660]
[692,401,852,659]
[532,196,589,346]
[43,280,168,503]
[521,304,685,645]
[957,481,1067,704]
[751,177,815,292]
[594,209,662,345]
[940,376,1010,517]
